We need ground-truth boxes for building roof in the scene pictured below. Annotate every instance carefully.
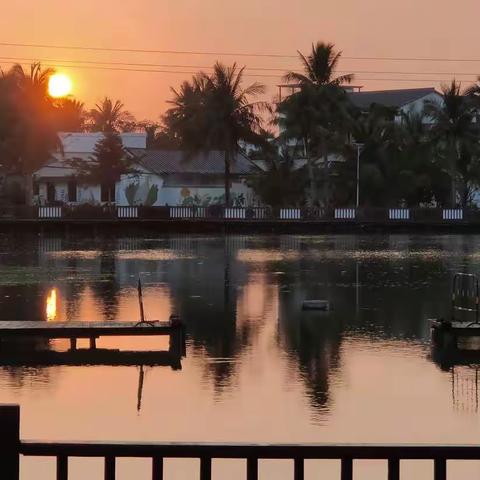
[347,87,440,109]
[59,132,146,153]
[128,149,259,175]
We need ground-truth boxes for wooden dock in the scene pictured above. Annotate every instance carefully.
[431,319,480,350]
[0,320,186,353]
[0,348,183,369]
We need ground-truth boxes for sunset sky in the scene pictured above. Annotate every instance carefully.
[2,0,479,121]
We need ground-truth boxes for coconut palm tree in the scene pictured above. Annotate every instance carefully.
[424,81,479,207]
[166,62,265,205]
[280,42,354,206]
[284,42,354,88]
[54,98,86,131]
[2,63,61,203]
[87,97,135,133]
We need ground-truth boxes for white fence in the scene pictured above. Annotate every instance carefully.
[38,207,62,219]
[389,209,410,220]
[117,207,138,219]
[225,208,246,219]
[335,208,356,219]
[443,209,464,220]
[170,207,194,218]
[280,208,301,220]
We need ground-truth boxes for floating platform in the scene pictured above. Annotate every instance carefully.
[431,319,480,335]
[302,300,330,311]
[431,319,480,350]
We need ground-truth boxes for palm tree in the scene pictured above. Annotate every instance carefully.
[166,63,265,205]
[284,42,354,87]
[3,63,61,203]
[280,42,353,206]
[424,81,479,207]
[54,98,86,131]
[87,97,135,133]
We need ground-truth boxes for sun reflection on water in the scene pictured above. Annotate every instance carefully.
[46,288,57,321]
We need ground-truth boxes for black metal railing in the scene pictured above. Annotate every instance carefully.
[2,405,480,480]
[0,205,479,223]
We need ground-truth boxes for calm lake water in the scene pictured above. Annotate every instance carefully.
[2,233,480,479]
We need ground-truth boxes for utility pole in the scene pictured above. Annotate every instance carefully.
[353,143,364,208]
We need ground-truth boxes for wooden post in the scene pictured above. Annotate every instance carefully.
[90,337,97,350]
[0,404,20,480]
[70,338,77,351]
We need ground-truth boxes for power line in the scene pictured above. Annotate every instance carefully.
[2,41,480,63]
[0,55,478,78]
[0,60,472,84]
[0,57,477,82]
[0,41,298,59]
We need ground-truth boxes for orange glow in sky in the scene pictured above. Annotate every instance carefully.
[3,0,480,119]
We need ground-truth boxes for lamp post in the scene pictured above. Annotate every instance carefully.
[353,143,364,208]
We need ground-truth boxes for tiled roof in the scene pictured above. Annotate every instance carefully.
[348,88,440,109]
[128,149,258,175]
[58,132,146,153]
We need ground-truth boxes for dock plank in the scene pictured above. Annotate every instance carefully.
[0,321,180,339]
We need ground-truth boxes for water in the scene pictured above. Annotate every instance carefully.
[1,233,480,479]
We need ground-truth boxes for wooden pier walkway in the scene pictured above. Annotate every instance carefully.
[0,320,185,353]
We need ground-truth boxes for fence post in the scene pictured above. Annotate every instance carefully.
[0,404,20,480]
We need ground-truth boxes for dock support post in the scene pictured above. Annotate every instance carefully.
[90,338,97,350]
[0,404,20,480]
[70,338,77,351]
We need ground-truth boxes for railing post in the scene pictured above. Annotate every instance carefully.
[247,457,258,480]
[57,455,68,480]
[152,457,163,480]
[388,458,399,480]
[105,455,116,480]
[434,458,446,480]
[0,404,20,480]
[200,457,212,480]
[294,457,304,480]
[341,457,353,480]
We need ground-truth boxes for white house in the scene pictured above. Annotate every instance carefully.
[33,133,147,205]
[122,149,258,207]
[347,87,444,122]
[33,133,260,207]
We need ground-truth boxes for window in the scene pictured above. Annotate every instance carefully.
[46,183,55,203]
[101,183,115,203]
[67,181,77,202]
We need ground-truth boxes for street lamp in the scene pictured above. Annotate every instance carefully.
[353,143,364,208]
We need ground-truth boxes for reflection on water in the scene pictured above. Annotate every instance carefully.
[46,288,57,322]
[2,233,480,479]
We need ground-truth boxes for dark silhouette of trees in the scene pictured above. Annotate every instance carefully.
[166,62,265,205]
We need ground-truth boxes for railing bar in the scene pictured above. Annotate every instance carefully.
[388,458,399,480]
[152,456,163,480]
[57,455,68,480]
[434,458,447,480]
[200,456,212,480]
[105,455,116,480]
[294,457,304,480]
[341,457,353,480]
[247,457,258,480]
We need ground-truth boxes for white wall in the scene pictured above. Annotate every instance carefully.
[37,176,258,206]
[157,180,255,206]
[78,185,101,204]
[397,92,444,123]
[116,173,164,206]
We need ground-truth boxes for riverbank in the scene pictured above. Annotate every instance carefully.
[2,217,480,234]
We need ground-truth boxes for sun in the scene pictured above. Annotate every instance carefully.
[48,73,73,98]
